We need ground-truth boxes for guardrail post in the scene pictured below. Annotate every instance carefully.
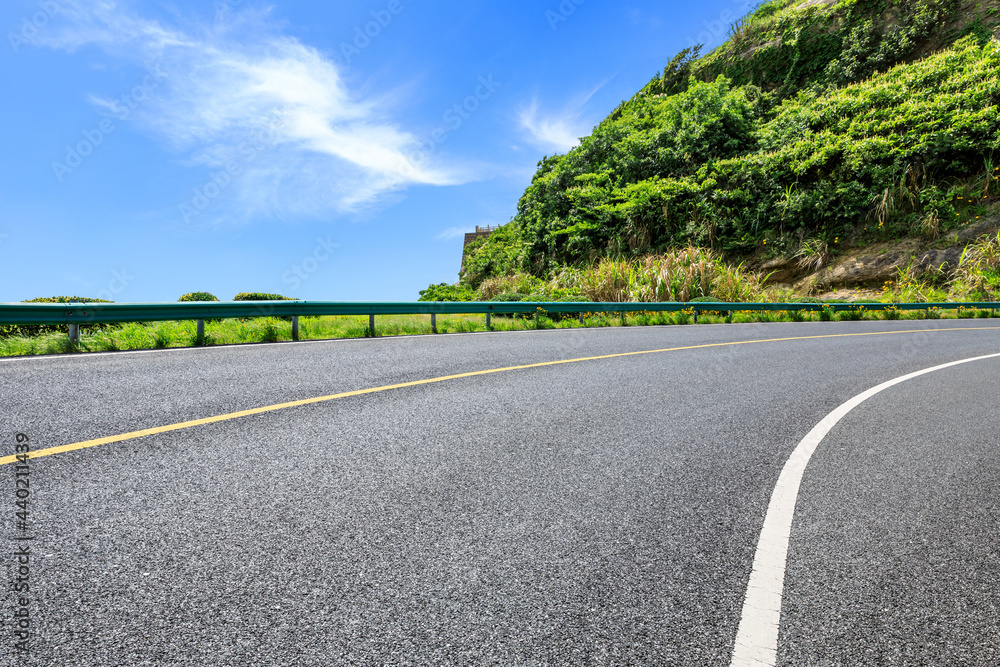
[68,324,80,344]
[694,308,699,324]
[292,316,299,341]
[369,314,376,337]
[727,310,733,323]
[196,319,205,341]
[485,312,491,329]
[431,313,437,334]
[579,311,585,325]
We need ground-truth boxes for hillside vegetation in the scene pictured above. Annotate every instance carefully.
[451,0,1000,302]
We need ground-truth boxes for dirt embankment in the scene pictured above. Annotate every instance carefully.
[755,213,1000,297]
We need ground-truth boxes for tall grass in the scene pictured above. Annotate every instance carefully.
[478,273,547,299]
[952,230,1000,298]
[579,248,768,302]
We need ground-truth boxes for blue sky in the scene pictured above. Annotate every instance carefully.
[1,0,756,302]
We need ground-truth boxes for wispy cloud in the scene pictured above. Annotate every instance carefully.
[39,1,469,217]
[516,81,608,154]
[435,226,472,241]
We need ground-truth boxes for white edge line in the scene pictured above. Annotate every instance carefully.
[730,351,1000,667]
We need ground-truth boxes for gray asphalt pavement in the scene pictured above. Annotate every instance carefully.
[779,356,1000,666]
[2,320,999,665]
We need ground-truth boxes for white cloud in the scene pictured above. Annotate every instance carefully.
[39,1,469,217]
[435,226,472,241]
[516,81,608,154]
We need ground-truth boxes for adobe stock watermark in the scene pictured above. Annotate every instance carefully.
[282,236,338,291]
[52,62,168,183]
[340,0,410,64]
[546,0,586,31]
[10,433,34,654]
[179,118,286,223]
[401,74,502,176]
[7,0,69,54]
[686,0,758,48]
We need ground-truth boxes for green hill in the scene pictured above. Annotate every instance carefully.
[454,0,1000,300]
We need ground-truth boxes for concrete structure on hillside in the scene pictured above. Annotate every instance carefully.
[460,225,499,276]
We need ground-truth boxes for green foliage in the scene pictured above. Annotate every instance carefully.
[454,0,1000,291]
[489,292,529,302]
[478,272,550,299]
[694,0,963,93]
[514,76,767,270]
[1,296,114,338]
[178,292,219,302]
[178,292,221,324]
[952,230,1000,298]
[644,46,703,98]
[22,296,113,304]
[823,0,960,86]
[418,283,476,301]
[577,248,771,302]
[232,293,297,322]
[232,292,296,301]
[498,35,1000,274]
[460,223,527,288]
[958,16,995,47]
[260,318,282,343]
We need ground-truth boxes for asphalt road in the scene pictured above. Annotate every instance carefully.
[1,320,999,665]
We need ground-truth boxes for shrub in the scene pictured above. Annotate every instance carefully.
[837,307,866,321]
[232,293,297,322]
[689,294,733,317]
[1,296,114,338]
[460,223,527,288]
[490,293,527,302]
[260,318,282,343]
[179,292,220,302]
[418,283,476,302]
[233,292,296,301]
[478,272,545,299]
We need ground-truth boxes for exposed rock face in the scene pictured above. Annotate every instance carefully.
[796,248,962,293]
[762,217,1000,294]
[760,257,801,284]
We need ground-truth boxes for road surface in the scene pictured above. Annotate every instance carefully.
[2,320,998,665]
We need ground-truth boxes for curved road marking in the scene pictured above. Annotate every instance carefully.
[2,326,998,468]
[730,351,1000,667]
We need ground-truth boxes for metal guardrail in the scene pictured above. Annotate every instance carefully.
[1,300,998,342]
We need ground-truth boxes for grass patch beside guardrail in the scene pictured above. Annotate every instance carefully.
[1,307,997,358]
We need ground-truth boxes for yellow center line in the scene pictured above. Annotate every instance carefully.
[4,326,999,466]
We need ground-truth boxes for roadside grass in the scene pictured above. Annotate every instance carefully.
[2,307,997,358]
